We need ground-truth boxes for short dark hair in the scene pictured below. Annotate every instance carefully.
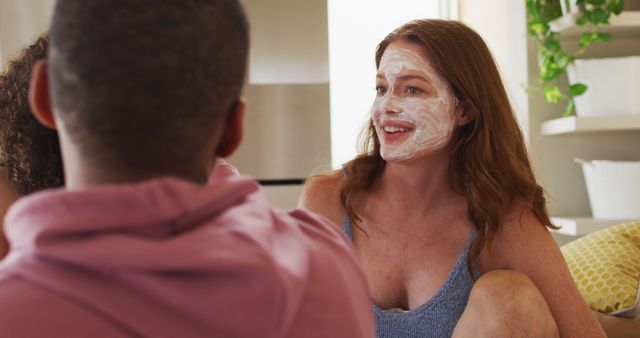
[0,36,64,195]
[49,0,249,172]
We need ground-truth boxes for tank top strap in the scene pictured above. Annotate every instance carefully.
[343,216,354,241]
[462,227,480,279]
[340,165,354,241]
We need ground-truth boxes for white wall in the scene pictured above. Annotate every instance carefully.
[0,0,55,68]
[327,0,441,167]
[458,0,529,142]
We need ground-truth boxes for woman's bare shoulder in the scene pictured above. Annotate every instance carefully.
[503,204,552,240]
[298,171,345,228]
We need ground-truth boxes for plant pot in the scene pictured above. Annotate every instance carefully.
[564,0,580,15]
[577,159,640,220]
[567,56,640,117]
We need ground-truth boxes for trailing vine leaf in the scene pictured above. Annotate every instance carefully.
[590,8,611,24]
[541,57,564,81]
[544,85,563,103]
[544,37,562,52]
[556,53,573,69]
[570,83,588,96]
[609,0,625,14]
[563,100,576,117]
[576,15,589,25]
[526,0,624,116]
[529,20,549,35]
[580,31,612,47]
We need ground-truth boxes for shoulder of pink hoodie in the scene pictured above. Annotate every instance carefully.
[0,163,374,338]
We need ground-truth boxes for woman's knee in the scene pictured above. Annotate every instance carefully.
[471,270,541,305]
[458,269,559,338]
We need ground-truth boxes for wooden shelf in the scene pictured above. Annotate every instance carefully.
[552,217,633,236]
[541,115,640,135]
[550,11,640,38]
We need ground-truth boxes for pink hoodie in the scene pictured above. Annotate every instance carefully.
[0,164,374,338]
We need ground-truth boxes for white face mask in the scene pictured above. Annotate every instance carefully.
[371,44,457,163]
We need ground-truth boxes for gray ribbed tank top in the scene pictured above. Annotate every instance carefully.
[343,216,477,338]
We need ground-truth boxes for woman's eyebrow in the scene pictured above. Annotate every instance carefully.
[396,74,430,83]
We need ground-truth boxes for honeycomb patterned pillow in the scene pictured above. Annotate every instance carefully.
[561,221,640,319]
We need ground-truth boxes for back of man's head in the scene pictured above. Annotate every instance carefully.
[48,0,249,178]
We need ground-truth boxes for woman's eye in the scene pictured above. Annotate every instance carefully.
[406,86,422,94]
[375,86,386,94]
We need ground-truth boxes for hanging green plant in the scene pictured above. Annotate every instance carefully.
[526,0,625,116]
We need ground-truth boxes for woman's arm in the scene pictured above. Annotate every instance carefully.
[487,208,607,338]
[594,310,640,338]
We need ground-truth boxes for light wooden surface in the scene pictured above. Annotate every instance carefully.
[541,115,640,135]
[552,217,635,236]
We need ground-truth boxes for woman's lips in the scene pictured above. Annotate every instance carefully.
[379,122,415,144]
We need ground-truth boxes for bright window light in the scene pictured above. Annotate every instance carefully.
[328,0,443,167]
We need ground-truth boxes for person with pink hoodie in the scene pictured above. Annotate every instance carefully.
[0,1,374,337]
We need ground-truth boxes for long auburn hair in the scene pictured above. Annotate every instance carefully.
[341,19,556,275]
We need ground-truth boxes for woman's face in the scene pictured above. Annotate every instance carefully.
[371,40,457,163]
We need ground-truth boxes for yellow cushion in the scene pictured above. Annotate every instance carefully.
[561,221,640,318]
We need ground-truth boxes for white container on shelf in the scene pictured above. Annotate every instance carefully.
[567,56,640,117]
[561,0,579,15]
[576,159,640,220]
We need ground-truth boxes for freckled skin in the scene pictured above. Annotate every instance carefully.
[371,46,457,162]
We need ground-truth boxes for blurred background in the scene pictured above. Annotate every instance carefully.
[1,0,639,245]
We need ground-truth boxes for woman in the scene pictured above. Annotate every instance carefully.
[0,35,64,258]
[300,19,605,337]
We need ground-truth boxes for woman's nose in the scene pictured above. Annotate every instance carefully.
[381,95,402,115]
